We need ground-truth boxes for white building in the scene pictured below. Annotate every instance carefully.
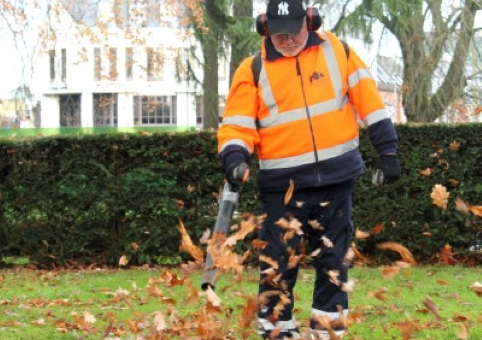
[36,0,230,129]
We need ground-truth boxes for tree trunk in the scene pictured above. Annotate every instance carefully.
[345,0,481,122]
[200,0,224,130]
[229,0,254,86]
[402,0,478,122]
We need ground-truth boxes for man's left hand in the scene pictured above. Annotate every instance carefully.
[372,154,401,185]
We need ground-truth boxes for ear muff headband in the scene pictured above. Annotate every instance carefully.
[255,7,322,36]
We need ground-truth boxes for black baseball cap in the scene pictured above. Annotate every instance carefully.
[266,0,306,35]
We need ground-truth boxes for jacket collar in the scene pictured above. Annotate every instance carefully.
[263,31,325,61]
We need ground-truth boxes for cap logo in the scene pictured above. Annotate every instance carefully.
[277,1,290,15]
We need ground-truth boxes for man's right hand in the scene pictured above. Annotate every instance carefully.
[226,162,249,188]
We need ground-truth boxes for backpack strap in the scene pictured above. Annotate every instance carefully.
[340,39,350,59]
[251,39,350,87]
[251,51,262,87]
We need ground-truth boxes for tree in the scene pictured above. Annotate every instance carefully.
[190,0,258,130]
[0,1,48,126]
[228,0,257,85]
[195,0,228,130]
[329,0,482,122]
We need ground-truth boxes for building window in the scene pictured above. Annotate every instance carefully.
[61,49,67,82]
[146,47,163,80]
[49,50,55,82]
[59,94,81,127]
[94,93,118,127]
[195,95,203,126]
[145,0,160,27]
[113,0,129,28]
[125,47,133,80]
[175,48,196,81]
[129,1,147,27]
[109,47,117,80]
[94,47,101,81]
[134,95,176,125]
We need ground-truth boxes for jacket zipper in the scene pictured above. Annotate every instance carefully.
[295,56,322,185]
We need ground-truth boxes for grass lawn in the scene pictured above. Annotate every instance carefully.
[0,264,481,339]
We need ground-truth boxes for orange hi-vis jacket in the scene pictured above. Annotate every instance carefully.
[218,31,398,192]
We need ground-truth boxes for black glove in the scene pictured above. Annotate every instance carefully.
[226,162,249,188]
[372,155,401,185]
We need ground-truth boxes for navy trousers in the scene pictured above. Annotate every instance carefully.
[257,179,354,338]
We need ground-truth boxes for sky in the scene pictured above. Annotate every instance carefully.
[0,32,21,98]
[0,3,480,99]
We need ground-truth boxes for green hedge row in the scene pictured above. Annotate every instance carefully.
[0,124,480,267]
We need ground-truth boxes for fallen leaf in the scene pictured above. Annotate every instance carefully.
[430,184,450,210]
[284,179,295,205]
[468,205,482,217]
[440,244,456,265]
[377,242,416,265]
[454,198,470,215]
[177,218,204,263]
[371,223,385,234]
[419,168,431,176]
[423,296,441,318]
[381,266,400,279]
[199,228,211,244]
[118,255,128,267]
[355,229,371,239]
[470,282,482,297]
[449,141,461,151]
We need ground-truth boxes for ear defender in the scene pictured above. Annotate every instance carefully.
[255,13,269,36]
[255,7,322,36]
[306,7,322,31]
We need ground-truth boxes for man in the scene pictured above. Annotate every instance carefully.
[217,0,401,338]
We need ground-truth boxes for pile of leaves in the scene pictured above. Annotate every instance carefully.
[165,181,482,340]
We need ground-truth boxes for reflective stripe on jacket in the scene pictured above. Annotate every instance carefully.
[218,31,398,192]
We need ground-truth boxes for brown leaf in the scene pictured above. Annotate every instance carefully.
[419,168,431,176]
[423,296,441,318]
[327,269,341,286]
[457,321,470,340]
[368,287,388,301]
[321,235,334,248]
[284,179,294,205]
[470,282,482,297]
[308,219,324,230]
[355,229,371,239]
[381,266,400,279]
[377,242,416,265]
[448,178,460,186]
[177,218,204,263]
[118,254,128,267]
[438,159,449,169]
[449,141,461,151]
[175,199,185,209]
[251,238,269,249]
[430,184,450,210]
[468,205,482,217]
[260,255,279,269]
[396,321,419,340]
[240,294,258,328]
[205,286,222,307]
[454,198,470,215]
[199,228,211,244]
[350,242,369,264]
[371,223,385,234]
[439,244,456,265]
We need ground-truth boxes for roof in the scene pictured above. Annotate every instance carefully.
[375,56,403,92]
